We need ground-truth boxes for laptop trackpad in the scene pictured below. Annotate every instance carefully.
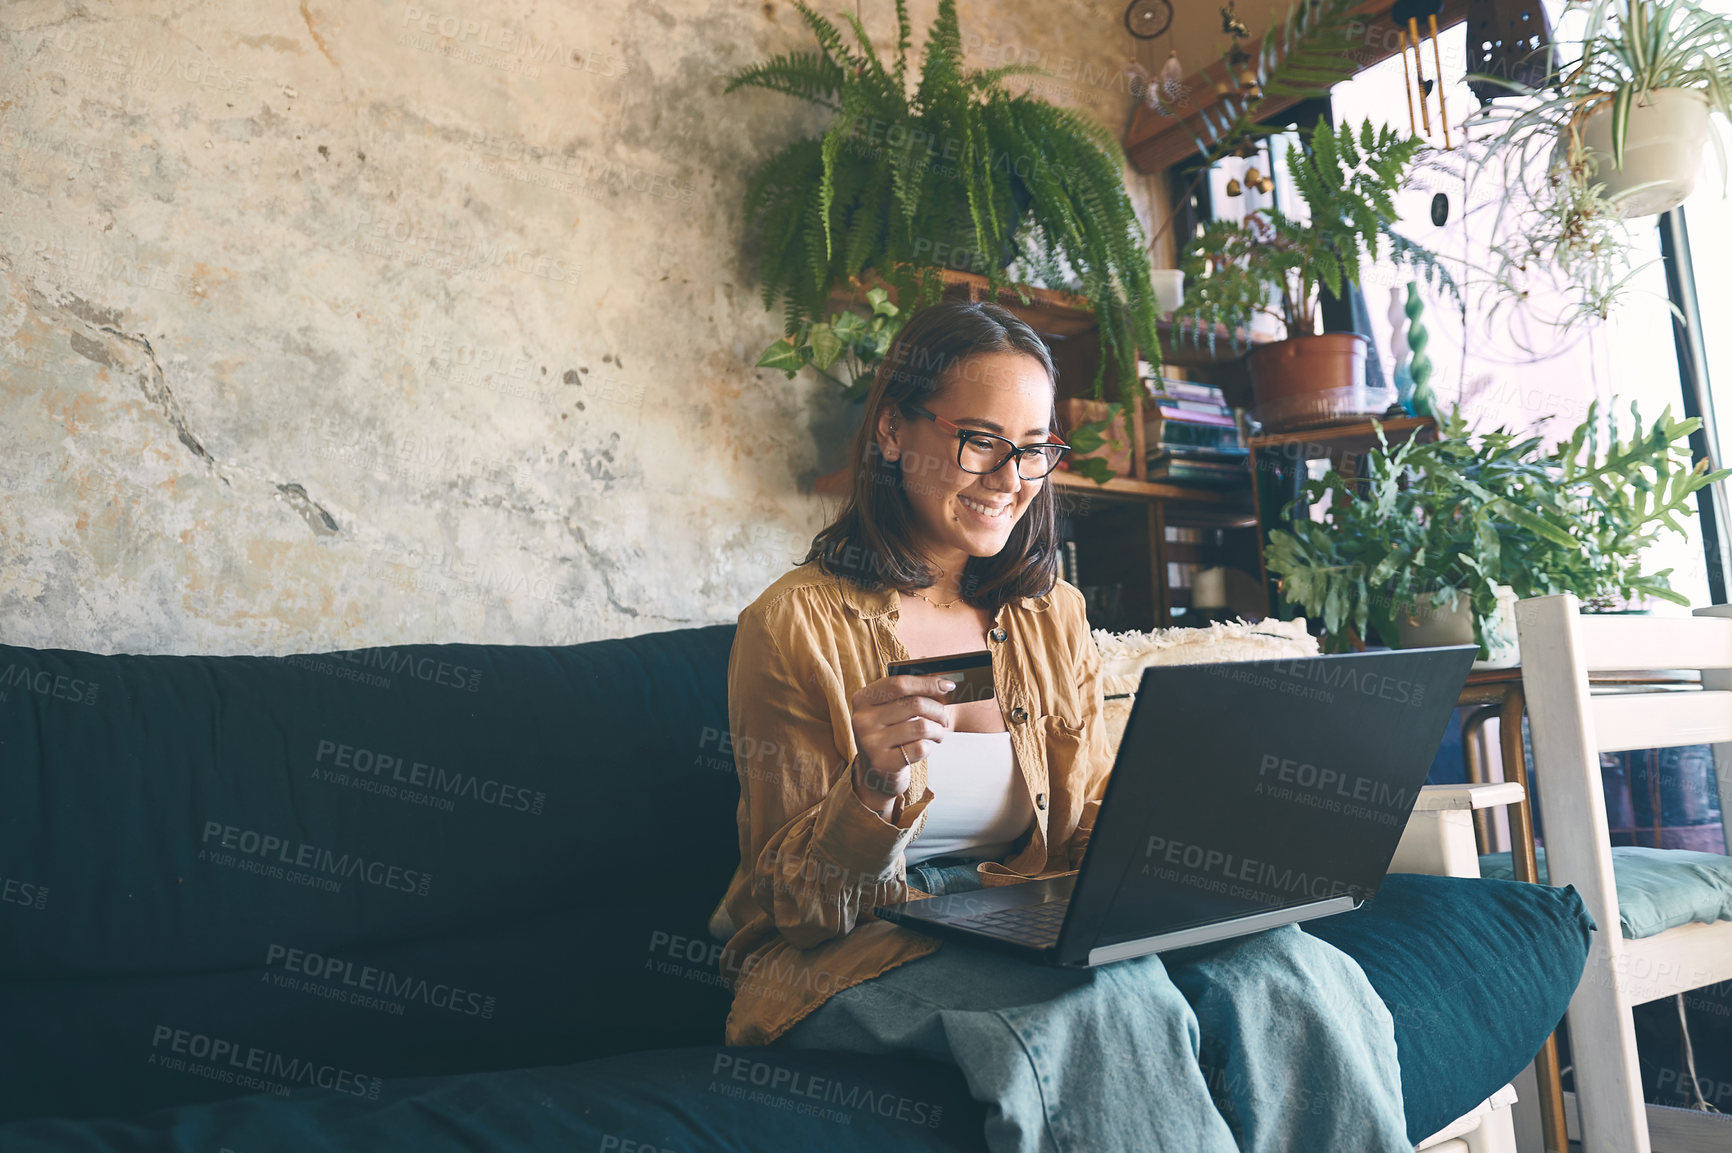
[883,873,1076,923]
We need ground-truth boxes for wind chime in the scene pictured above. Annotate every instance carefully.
[1391,0,1452,147]
[1208,1,1273,197]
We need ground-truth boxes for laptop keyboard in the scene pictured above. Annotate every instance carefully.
[953,900,1070,947]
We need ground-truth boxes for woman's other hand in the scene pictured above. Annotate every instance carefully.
[848,674,955,820]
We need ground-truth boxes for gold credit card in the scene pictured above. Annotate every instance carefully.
[886,649,996,705]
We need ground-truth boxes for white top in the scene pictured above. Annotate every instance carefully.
[905,730,1035,868]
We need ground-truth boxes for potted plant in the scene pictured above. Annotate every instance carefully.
[727,0,1163,407]
[1263,403,1728,657]
[1475,0,1732,218]
[1466,0,1732,337]
[1170,118,1457,432]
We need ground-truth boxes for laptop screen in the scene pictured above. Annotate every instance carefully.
[1064,647,1476,953]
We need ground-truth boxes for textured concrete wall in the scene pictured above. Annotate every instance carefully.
[0,0,1165,654]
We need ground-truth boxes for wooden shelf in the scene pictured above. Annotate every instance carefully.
[1050,468,1247,506]
[830,268,1099,338]
[1246,415,1436,451]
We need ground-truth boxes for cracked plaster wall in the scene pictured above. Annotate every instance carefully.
[0,0,1166,654]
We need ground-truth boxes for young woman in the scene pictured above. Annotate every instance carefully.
[710,301,1411,1153]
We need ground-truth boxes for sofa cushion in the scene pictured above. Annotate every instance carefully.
[0,631,744,1121]
[0,1046,991,1153]
[1480,847,1732,939]
[0,632,1593,1143]
[1303,872,1594,1145]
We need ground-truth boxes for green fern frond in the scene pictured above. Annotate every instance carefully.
[724,51,845,104]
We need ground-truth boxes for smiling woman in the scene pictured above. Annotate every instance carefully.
[713,300,1418,1153]
[806,300,1068,616]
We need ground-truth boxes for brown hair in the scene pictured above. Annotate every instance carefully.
[801,299,1063,614]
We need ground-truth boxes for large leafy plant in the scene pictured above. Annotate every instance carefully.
[727,0,1161,404]
[1171,118,1456,351]
[1265,403,1729,653]
[1468,0,1732,335]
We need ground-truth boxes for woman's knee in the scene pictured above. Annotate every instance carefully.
[1168,925,1379,1016]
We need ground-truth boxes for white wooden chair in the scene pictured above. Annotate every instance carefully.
[1516,593,1732,1153]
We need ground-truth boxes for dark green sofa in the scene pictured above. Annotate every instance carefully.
[0,629,1592,1151]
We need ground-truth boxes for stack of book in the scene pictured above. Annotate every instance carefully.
[1143,377,1249,489]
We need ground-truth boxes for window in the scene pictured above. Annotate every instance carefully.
[1327,7,1723,607]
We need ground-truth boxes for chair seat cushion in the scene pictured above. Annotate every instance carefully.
[1480,846,1732,939]
[1303,872,1593,1145]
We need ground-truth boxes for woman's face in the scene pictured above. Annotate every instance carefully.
[876,350,1055,568]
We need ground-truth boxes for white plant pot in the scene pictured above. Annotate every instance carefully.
[1578,88,1711,218]
[1394,590,1477,650]
[1150,269,1184,315]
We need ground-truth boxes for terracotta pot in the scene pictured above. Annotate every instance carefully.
[1578,88,1711,218]
[1245,333,1369,433]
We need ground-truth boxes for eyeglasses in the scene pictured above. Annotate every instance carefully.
[899,402,1072,480]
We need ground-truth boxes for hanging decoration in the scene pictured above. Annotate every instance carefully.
[1217,2,1262,98]
[1123,0,1183,111]
[1462,0,1552,105]
[1124,0,1174,40]
[1159,49,1184,90]
[1390,0,1452,148]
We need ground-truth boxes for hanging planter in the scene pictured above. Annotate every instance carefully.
[1577,87,1712,217]
[1469,0,1732,328]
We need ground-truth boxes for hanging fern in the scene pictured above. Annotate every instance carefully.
[726,0,1161,403]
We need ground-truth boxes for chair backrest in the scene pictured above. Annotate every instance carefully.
[1514,594,1732,940]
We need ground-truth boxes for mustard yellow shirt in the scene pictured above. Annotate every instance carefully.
[712,561,1112,1046]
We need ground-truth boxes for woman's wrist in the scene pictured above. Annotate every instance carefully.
[850,753,898,821]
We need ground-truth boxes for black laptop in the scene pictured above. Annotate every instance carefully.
[874,646,1477,966]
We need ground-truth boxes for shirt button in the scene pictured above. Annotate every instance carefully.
[990,627,1007,643]
[1036,793,1047,811]
[1010,706,1028,724]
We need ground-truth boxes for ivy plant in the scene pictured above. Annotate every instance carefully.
[755,287,903,403]
[1056,401,1128,485]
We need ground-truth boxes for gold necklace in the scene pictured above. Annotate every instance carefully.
[909,588,964,608]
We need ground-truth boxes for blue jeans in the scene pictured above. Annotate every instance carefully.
[778,863,1409,1153]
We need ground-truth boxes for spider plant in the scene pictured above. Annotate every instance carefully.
[1466,0,1732,337]
[1560,0,1732,176]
